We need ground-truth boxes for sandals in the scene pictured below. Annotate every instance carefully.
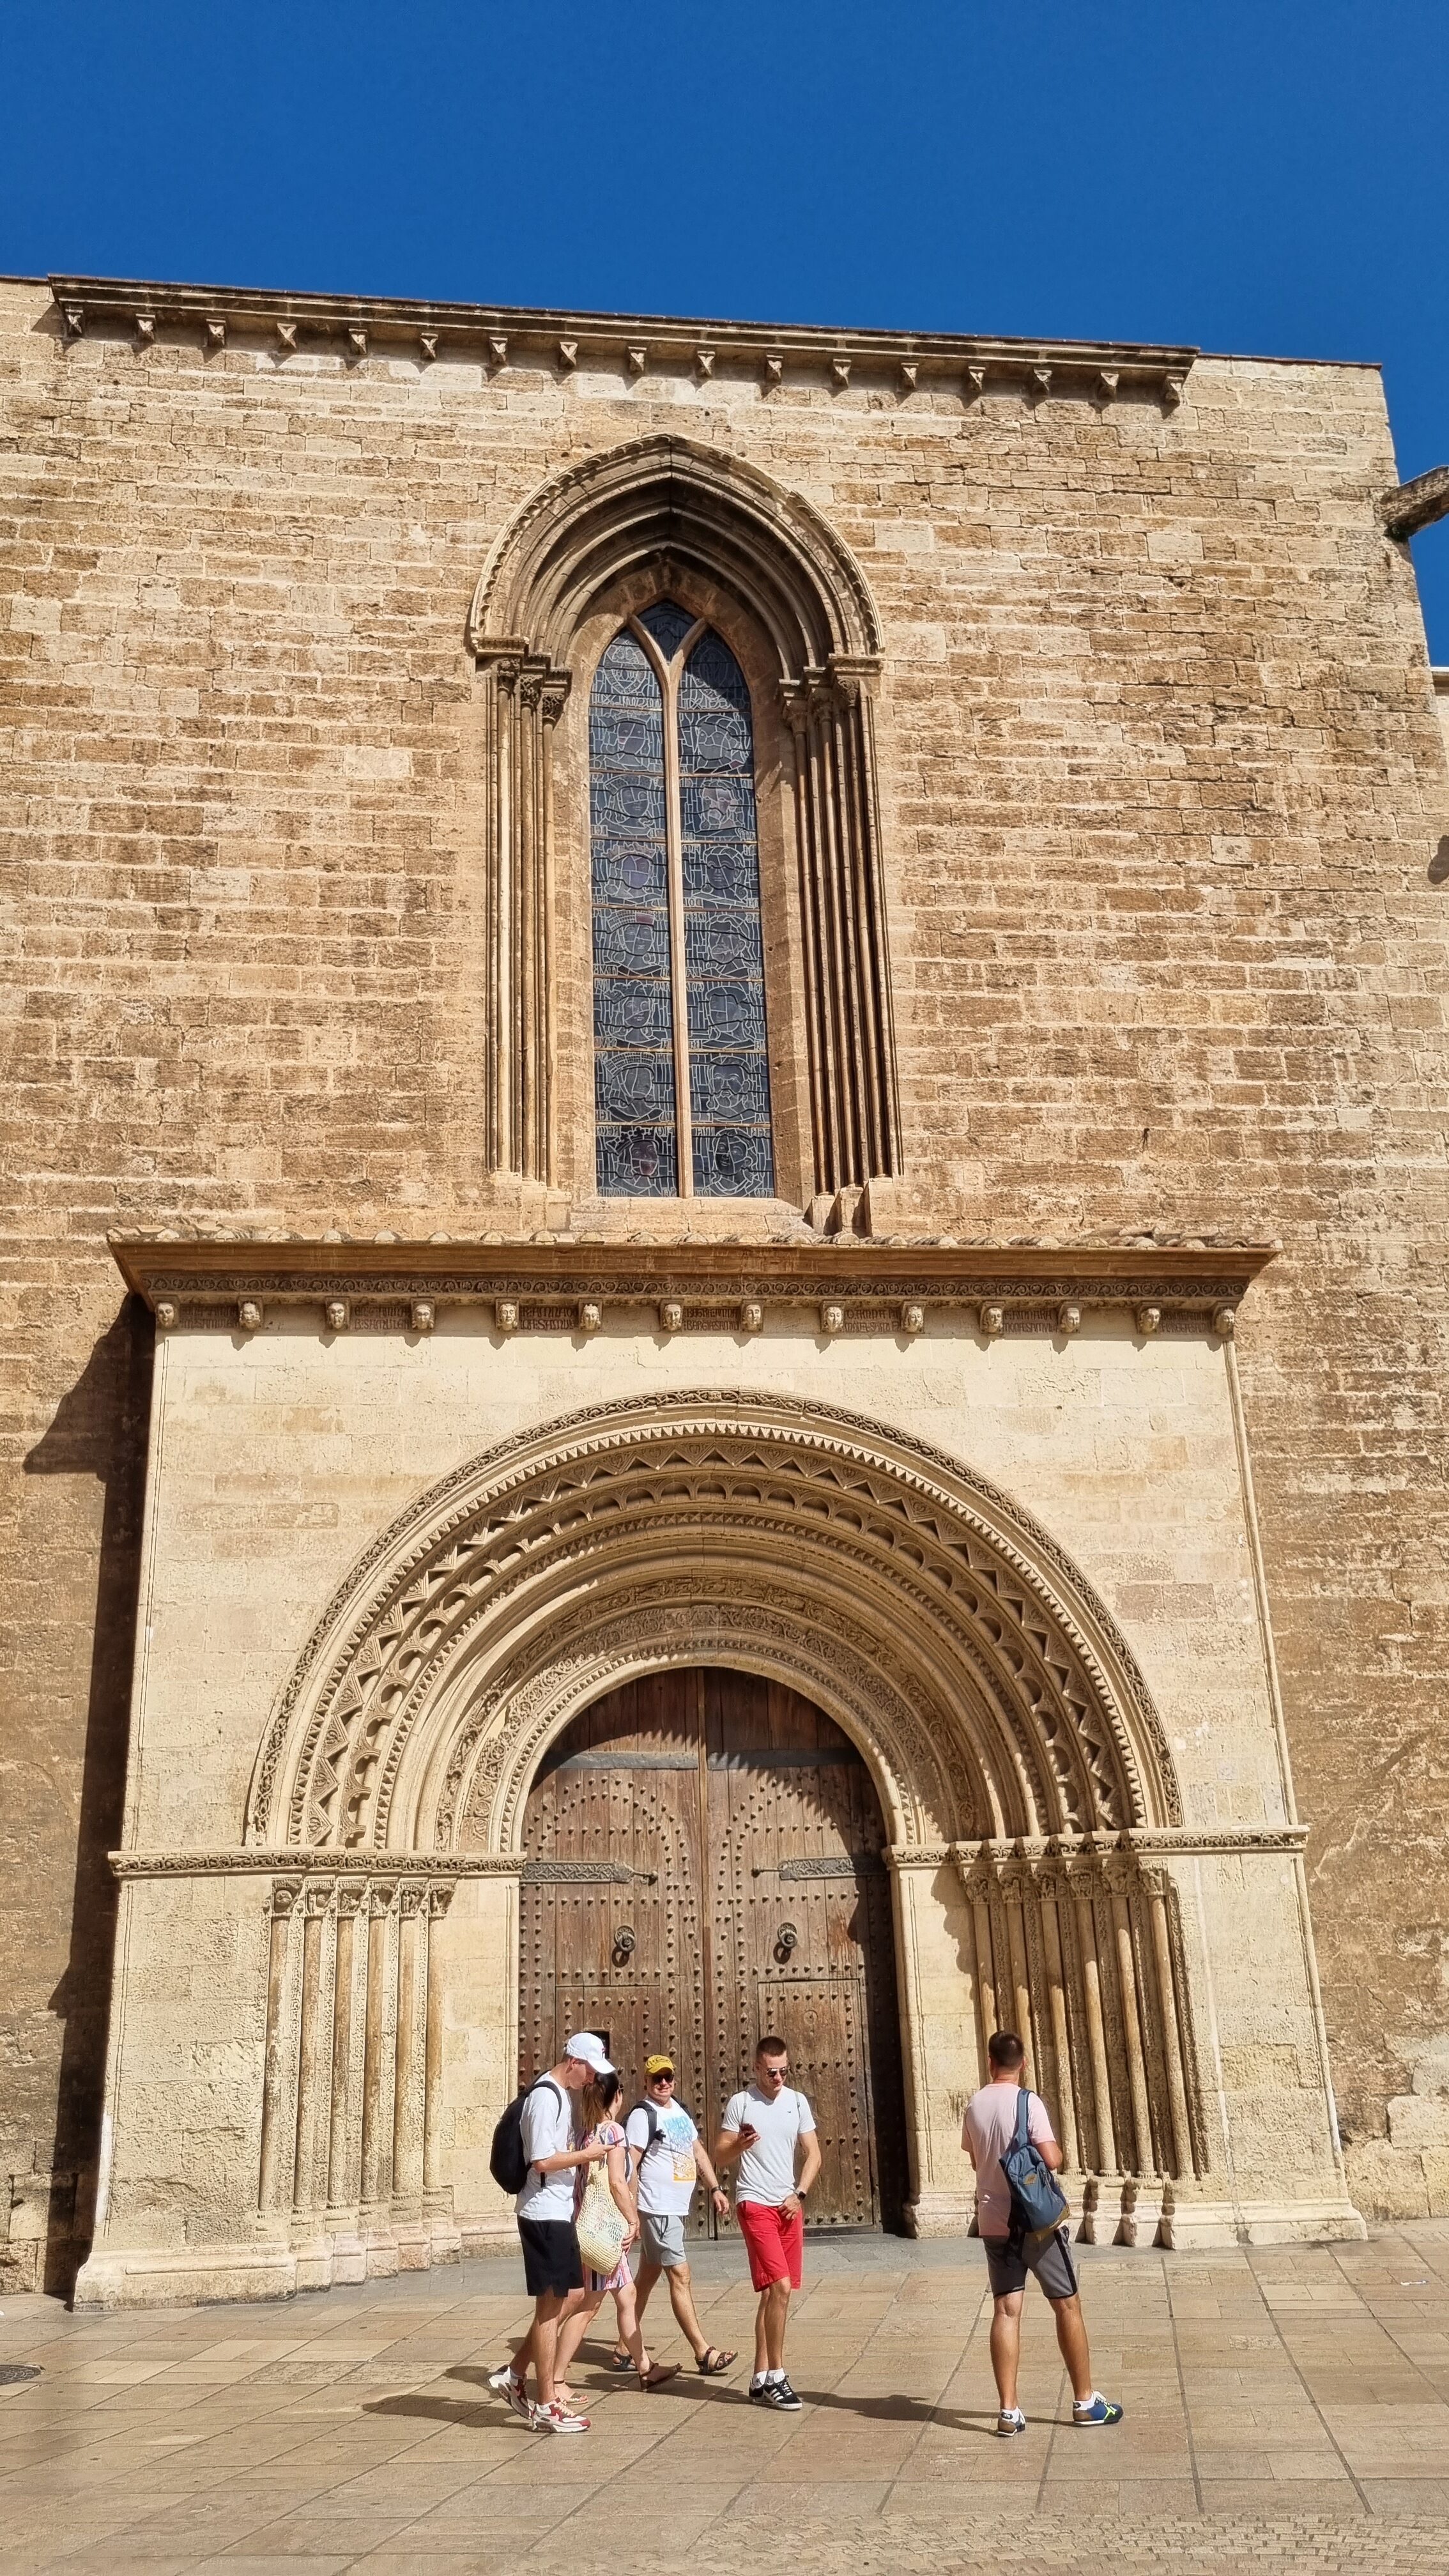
[636,2361,680,2389]
[696,2347,736,2375]
[606,2347,634,2372]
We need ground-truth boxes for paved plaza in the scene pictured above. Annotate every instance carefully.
[2,2228,1448,2573]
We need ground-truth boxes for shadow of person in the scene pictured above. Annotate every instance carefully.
[786,2387,999,2436]
[367,2392,499,2430]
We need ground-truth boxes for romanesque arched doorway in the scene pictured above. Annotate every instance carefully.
[519,1667,910,2231]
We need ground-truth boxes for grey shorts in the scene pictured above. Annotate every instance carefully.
[638,2211,687,2269]
[984,2225,1080,2303]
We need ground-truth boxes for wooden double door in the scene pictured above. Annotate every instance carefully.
[519,1667,908,2231]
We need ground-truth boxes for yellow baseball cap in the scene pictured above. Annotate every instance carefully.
[644,2053,676,2076]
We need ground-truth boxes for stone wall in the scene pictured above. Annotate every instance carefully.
[3,277,1448,2283]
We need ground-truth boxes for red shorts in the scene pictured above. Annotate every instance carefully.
[737,2198,804,2291]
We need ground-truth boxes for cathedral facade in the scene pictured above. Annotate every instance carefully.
[3,273,1447,2304]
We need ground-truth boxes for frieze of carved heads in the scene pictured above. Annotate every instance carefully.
[247,1393,1179,1863]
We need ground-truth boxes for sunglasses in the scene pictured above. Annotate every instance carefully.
[648,2072,675,2086]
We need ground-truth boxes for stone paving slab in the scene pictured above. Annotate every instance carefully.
[2,2228,1448,2572]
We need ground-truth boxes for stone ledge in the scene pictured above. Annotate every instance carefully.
[48,273,1197,406]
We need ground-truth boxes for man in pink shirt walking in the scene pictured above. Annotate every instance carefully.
[962,2028,1123,2439]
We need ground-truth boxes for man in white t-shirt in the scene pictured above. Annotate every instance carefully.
[487,2031,613,2435]
[608,2053,737,2378]
[716,2035,821,2410]
[962,2028,1123,2439]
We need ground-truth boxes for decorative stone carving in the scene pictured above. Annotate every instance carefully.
[410,1301,434,1334]
[238,1299,262,1333]
[204,318,226,351]
[277,321,298,352]
[487,335,507,369]
[980,1303,1003,1337]
[468,434,900,1198]
[1213,1305,1236,1340]
[1136,1306,1162,1336]
[1096,368,1119,404]
[154,1300,177,1331]
[1057,1303,1081,1336]
[901,1303,924,1336]
[627,345,648,376]
[1163,371,1186,407]
[659,1301,683,1336]
[694,346,714,380]
[899,360,918,391]
[418,332,438,363]
[325,1300,349,1333]
[763,352,783,387]
[135,314,155,346]
[347,326,367,359]
[248,1390,1181,1862]
[965,364,985,400]
[831,355,851,388]
[494,1300,518,1335]
[1030,365,1052,402]
[557,338,578,370]
[578,1300,601,1334]
[739,1301,763,1334]
[820,1302,844,1337]
[62,305,84,340]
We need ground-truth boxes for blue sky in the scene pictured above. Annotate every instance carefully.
[4,1,1446,654]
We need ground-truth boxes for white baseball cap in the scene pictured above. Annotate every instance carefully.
[564,2030,615,2074]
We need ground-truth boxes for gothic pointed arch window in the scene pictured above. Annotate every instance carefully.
[590,600,775,1198]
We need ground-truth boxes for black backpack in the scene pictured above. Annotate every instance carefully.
[490,2075,564,2195]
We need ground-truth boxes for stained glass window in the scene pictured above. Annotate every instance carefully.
[590,602,774,1199]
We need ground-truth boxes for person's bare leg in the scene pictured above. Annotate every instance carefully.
[613,2277,650,2375]
[532,2292,564,2406]
[1051,2292,1094,2404]
[620,2258,661,2353]
[753,2285,770,2378]
[664,2258,712,2363]
[990,2291,1024,2412]
[763,2278,791,2373]
[552,2287,603,2393]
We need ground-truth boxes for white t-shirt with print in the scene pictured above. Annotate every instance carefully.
[723,2083,816,2207]
[625,2101,700,2216]
[516,2077,575,2221]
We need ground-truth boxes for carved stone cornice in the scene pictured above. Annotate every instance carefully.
[110,1232,1273,1335]
[49,273,1197,407]
[947,1824,1308,1866]
[110,1848,515,1880]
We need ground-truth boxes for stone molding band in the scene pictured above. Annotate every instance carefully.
[109,1823,1307,1880]
[49,275,1197,408]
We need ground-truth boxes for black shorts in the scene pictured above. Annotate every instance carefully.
[984,2225,1080,2303]
[518,2216,584,2297]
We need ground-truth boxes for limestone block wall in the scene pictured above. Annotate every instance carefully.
[69,1303,1361,2306]
[3,274,1448,2283]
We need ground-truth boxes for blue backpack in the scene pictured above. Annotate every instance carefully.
[999,2087,1070,2248]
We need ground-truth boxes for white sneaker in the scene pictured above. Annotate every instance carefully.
[997,2405,1027,2437]
[487,2365,533,2423]
[533,2400,590,2434]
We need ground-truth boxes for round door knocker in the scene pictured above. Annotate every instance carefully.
[612,1924,636,1964]
[774,1920,799,1963]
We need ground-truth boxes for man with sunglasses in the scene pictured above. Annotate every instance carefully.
[608,2055,737,2379]
[717,2035,820,2409]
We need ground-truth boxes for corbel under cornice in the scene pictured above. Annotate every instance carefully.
[109,1232,1274,1339]
[49,273,1198,407]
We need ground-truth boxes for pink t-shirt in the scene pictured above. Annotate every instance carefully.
[962,2084,1056,2238]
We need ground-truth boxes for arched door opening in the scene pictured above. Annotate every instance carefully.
[519,1666,910,2232]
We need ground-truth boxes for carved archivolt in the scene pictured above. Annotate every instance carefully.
[247,1392,1180,1860]
[468,434,900,1195]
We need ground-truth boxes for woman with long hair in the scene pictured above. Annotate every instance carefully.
[552,2071,679,2400]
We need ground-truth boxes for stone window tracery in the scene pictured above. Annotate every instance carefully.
[590,601,774,1199]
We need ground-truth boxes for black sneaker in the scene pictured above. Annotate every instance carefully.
[773,2375,803,2409]
[749,2377,802,2410]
